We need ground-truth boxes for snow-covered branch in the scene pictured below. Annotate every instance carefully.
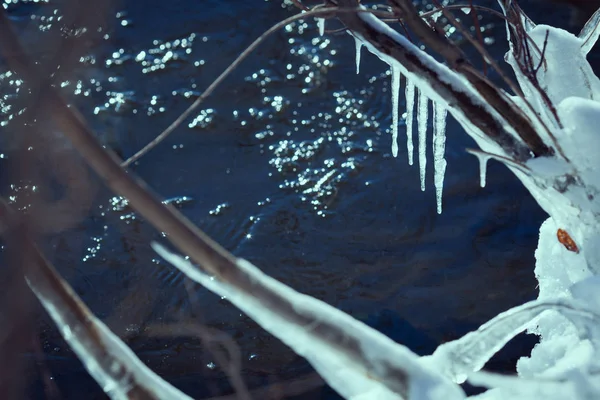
[336,0,550,162]
[154,244,464,400]
[0,199,191,400]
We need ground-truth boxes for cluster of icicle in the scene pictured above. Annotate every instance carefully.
[321,20,449,214]
[387,60,448,215]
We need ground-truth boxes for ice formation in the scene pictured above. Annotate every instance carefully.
[405,79,415,165]
[417,89,428,191]
[432,102,447,213]
[317,17,325,36]
[354,36,362,74]
[390,65,401,157]
[322,5,600,399]
[474,151,490,188]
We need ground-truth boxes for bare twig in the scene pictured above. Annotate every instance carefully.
[467,0,488,75]
[502,0,565,140]
[121,6,394,167]
[204,373,324,400]
[534,30,550,74]
[146,323,251,400]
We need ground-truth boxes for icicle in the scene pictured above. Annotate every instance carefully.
[354,36,362,74]
[317,18,325,36]
[405,80,415,166]
[417,89,428,191]
[390,65,401,158]
[475,152,490,188]
[432,102,448,214]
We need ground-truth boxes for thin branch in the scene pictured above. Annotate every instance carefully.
[467,0,488,76]
[154,244,464,400]
[146,323,251,400]
[121,6,394,167]
[420,4,507,21]
[503,2,565,141]
[533,29,550,75]
[204,373,324,400]
[426,0,554,157]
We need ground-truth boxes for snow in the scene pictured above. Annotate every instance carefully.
[432,102,447,213]
[417,89,428,191]
[405,79,416,165]
[556,97,600,187]
[390,65,401,157]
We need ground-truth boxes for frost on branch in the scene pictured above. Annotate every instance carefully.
[154,243,465,400]
[25,245,192,400]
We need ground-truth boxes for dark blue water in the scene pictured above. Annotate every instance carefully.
[2,0,583,398]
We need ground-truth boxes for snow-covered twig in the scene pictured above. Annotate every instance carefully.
[424,298,600,383]
[0,199,192,400]
[153,243,465,400]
